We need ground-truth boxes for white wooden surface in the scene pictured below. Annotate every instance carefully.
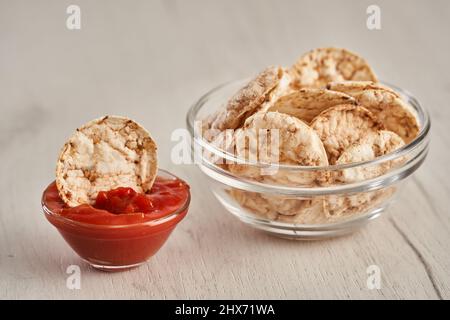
[0,0,449,299]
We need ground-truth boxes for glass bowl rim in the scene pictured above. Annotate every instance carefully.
[197,149,427,195]
[41,168,191,229]
[186,78,431,172]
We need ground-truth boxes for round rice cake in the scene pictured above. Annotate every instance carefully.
[229,189,278,220]
[209,66,291,131]
[276,199,328,224]
[345,89,419,144]
[324,187,396,218]
[310,105,384,164]
[56,116,158,207]
[290,48,378,89]
[335,130,405,183]
[267,88,356,123]
[327,80,400,98]
[241,112,328,166]
[325,130,404,218]
[229,189,327,223]
[229,111,328,185]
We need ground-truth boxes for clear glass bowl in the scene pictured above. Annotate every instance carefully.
[187,79,430,239]
[42,169,190,271]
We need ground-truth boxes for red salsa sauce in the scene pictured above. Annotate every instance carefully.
[43,177,190,225]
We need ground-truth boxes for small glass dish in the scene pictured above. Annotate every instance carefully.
[42,169,190,271]
[187,79,430,240]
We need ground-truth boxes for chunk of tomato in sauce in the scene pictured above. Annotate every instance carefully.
[95,187,155,214]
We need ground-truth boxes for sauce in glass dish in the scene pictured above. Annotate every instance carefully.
[42,173,190,271]
[44,177,189,225]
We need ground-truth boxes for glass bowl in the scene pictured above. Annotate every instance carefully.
[42,169,190,271]
[187,79,430,240]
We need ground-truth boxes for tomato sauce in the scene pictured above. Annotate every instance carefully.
[44,177,189,225]
[42,176,190,270]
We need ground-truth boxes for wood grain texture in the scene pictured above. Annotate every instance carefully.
[0,0,449,299]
